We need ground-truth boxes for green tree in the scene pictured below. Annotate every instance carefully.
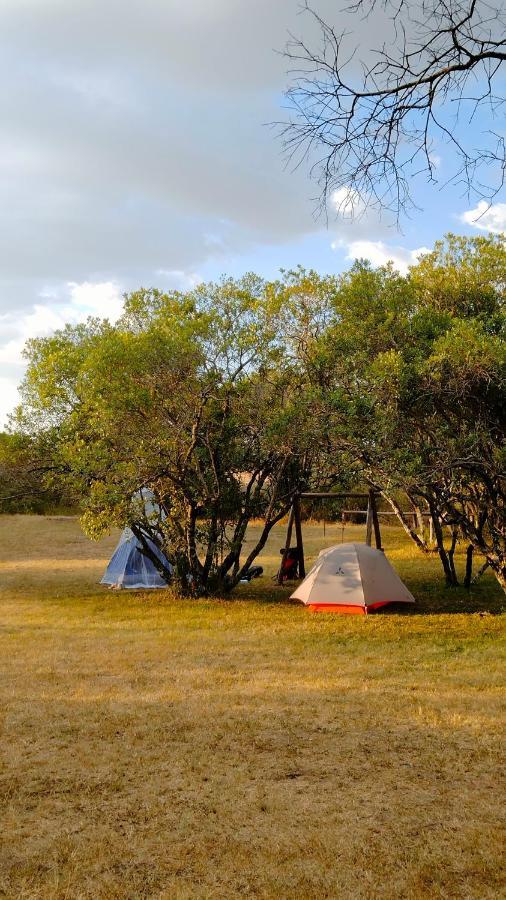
[0,431,77,514]
[306,234,506,591]
[18,277,320,596]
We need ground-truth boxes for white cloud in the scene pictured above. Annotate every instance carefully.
[0,271,212,425]
[329,190,429,273]
[330,188,366,218]
[460,201,506,234]
[0,0,409,326]
[0,280,123,426]
[329,186,406,256]
[66,280,124,319]
[155,269,203,290]
[0,376,23,422]
[336,240,430,274]
[0,0,343,317]
[0,305,67,366]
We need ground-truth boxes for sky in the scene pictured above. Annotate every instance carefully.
[0,0,505,425]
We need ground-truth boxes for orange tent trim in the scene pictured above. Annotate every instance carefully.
[308,604,366,615]
[308,600,394,614]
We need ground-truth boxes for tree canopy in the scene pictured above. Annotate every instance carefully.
[11,233,506,595]
[16,277,331,595]
[281,234,506,589]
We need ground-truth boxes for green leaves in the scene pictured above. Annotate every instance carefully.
[309,234,506,591]
[18,275,319,595]
[14,233,506,595]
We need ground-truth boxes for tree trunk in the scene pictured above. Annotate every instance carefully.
[486,558,506,594]
[447,528,459,586]
[406,491,429,544]
[428,502,459,587]
[380,490,430,553]
[471,559,489,585]
[130,524,173,585]
[464,544,473,590]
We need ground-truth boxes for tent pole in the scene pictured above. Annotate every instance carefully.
[293,495,305,578]
[370,490,383,550]
[277,504,295,584]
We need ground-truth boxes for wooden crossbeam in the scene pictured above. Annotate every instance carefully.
[300,492,378,499]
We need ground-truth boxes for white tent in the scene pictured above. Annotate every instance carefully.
[290,543,415,614]
[101,489,172,590]
[101,527,172,589]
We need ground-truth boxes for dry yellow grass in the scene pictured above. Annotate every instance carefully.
[0,515,505,899]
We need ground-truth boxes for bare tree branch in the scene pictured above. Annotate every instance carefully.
[278,0,506,220]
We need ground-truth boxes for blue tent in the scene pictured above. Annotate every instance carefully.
[101,527,172,589]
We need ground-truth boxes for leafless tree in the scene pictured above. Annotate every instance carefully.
[280,0,506,220]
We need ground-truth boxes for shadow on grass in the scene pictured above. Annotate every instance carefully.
[2,517,503,618]
[236,575,505,616]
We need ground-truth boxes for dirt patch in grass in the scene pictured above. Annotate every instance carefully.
[0,516,505,898]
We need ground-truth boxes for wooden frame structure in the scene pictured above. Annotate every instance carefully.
[277,490,382,584]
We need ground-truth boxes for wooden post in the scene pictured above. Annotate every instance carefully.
[464,544,474,590]
[369,490,383,550]
[277,504,295,584]
[365,493,373,546]
[293,495,305,578]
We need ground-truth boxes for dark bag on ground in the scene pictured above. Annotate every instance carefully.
[240,565,264,583]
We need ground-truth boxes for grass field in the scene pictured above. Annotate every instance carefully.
[0,516,505,898]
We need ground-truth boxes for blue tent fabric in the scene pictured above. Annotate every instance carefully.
[101,528,172,589]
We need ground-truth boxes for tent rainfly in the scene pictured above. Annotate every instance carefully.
[290,543,415,614]
[101,527,172,590]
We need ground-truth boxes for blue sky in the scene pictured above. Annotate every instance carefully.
[0,0,504,425]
